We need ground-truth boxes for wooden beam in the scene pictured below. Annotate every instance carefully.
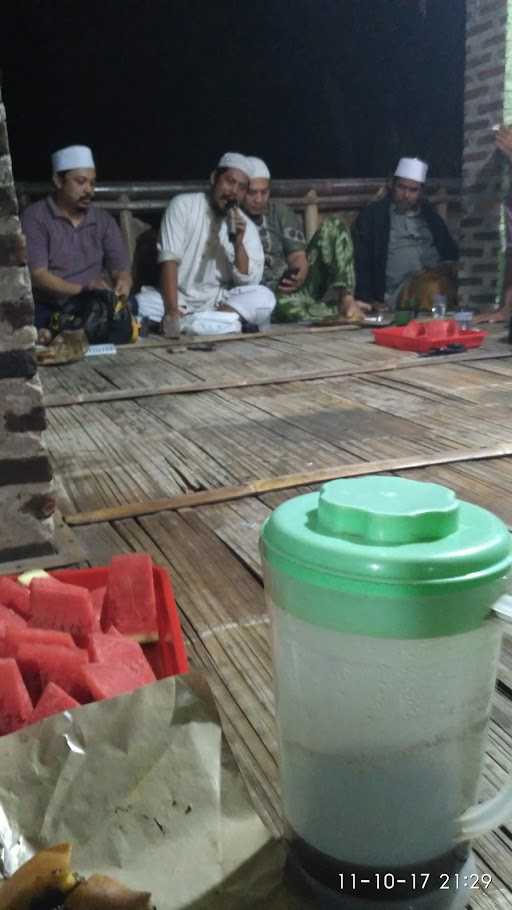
[44,348,512,409]
[112,320,360,352]
[65,442,512,526]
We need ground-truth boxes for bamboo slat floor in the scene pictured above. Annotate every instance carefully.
[36,322,512,906]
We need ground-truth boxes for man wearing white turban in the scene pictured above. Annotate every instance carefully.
[156,152,274,337]
[352,157,458,309]
[21,145,131,330]
[243,156,370,323]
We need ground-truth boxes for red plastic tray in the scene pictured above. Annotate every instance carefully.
[373,319,487,353]
[8,564,189,681]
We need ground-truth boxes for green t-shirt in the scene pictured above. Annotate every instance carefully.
[251,201,306,291]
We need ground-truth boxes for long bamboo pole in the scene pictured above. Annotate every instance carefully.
[45,348,511,409]
[65,443,512,526]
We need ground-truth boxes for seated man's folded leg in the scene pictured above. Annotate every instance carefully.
[272,286,320,322]
[306,216,356,301]
[226,285,276,328]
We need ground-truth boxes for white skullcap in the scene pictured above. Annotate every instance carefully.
[394,157,428,183]
[217,152,251,176]
[246,156,271,180]
[51,145,95,173]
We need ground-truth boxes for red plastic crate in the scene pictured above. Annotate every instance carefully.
[8,564,189,681]
[373,319,487,353]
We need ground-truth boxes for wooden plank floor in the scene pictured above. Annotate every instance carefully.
[39,324,512,905]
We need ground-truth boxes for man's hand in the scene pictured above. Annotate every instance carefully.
[233,209,247,244]
[278,272,302,293]
[496,126,512,163]
[86,276,111,291]
[161,313,181,338]
[339,294,373,321]
[114,275,132,298]
[278,252,308,294]
[473,281,512,324]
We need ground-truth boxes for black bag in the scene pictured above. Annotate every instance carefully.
[52,290,133,344]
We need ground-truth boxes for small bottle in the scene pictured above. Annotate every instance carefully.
[432,293,447,319]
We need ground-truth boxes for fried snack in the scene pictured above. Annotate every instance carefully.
[64,875,152,910]
[0,843,77,910]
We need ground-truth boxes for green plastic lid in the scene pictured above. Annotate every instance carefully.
[260,476,512,637]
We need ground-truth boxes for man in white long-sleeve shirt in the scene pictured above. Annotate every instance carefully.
[158,152,275,337]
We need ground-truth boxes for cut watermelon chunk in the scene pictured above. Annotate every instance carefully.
[0,603,27,630]
[6,626,77,656]
[0,608,27,659]
[87,633,156,678]
[29,682,80,725]
[30,578,95,642]
[17,643,89,704]
[0,577,31,619]
[0,621,7,659]
[79,660,156,702]
[90,586,106,630]
[0,658,33,734]
[103,553,157,640]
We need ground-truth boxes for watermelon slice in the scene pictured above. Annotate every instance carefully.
[29,682,80,725]
[17,642,89,704]
[0,603,27,630]
[79,660,156,702]
[0,658,33,734]
[87,633,156,678]
[0,577,31,619]
[103,554,157,640]
[30,578,95,643]
[5,626,77,656]
[0,608,27,658]
[90,586,106,631]
[0,621,7,659]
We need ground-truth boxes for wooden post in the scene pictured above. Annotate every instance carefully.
[119,193,136,264]
[304,189,319,241]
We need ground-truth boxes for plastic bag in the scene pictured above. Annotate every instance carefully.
[53,290,134,344]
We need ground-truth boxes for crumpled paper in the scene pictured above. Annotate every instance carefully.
[0,672,304,909]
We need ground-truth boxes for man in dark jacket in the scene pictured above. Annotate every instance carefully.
[353,157,458,307]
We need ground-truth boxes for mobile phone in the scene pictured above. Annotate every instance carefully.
[280,266,300,282]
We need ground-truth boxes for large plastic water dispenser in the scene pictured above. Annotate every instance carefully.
[260,477,512,908]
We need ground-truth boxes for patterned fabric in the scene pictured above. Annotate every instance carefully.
[272,216,355,323]
[255,201,306,291]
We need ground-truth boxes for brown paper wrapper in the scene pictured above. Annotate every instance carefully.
[0,673,312,908]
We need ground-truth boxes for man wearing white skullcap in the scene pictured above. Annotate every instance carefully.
[155,152,274,337]
[353,156,458,308]
[242,156,370,322]
[22,145,131,330]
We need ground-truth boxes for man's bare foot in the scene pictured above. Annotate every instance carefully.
[473,309,508,324]
[37,328,52,346]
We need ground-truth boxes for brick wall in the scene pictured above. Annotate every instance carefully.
[459,0,511,310]
[0,86,56,563]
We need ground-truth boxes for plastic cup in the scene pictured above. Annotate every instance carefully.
[454,310,473,332]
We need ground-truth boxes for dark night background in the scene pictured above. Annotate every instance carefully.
[1,0,465,182]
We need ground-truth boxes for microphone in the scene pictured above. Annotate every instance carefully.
[225,200,237,244]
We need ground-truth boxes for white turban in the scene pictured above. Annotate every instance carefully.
[394,157,428,183]
[217,152,251,177]
[51,145,95,173]
[246,156,271,180]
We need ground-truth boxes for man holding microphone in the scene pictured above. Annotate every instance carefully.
[158,152,274,337]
